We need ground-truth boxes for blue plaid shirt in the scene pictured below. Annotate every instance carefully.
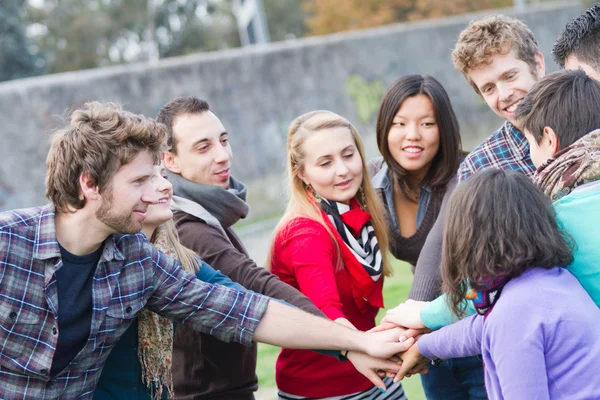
[457,121,536,182]
[0,205,269,400]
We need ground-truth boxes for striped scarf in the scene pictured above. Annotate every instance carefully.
[320,199,383,281]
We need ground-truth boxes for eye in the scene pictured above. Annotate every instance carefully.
[507,72,516,80]
[221,137,229,145]
[392,121,405,127]
[319,161,331,167]
[343,152,354,159]
[423,121,436,127]
[482,86,494,95]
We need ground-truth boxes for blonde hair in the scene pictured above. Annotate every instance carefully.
[270,110,392,276]
[46,102,167,213]
[452,14,539,94]
[151,219,200,273]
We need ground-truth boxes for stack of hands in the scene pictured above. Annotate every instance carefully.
[347,300,433,391]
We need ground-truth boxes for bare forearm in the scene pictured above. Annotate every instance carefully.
[253,300,363,351]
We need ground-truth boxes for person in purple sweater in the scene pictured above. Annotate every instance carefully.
[396,168,600,400]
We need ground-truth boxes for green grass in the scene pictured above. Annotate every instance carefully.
[256,259,426,400]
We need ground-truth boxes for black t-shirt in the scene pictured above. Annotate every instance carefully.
[50,243,102,376]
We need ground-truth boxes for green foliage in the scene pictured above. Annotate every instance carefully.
[256,258,426,400]
[0,0,45,81]
[25,0,240,74]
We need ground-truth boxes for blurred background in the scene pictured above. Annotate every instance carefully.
[0,0,587,219]
[0,1,589,398]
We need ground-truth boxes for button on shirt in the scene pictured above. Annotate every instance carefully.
[0,205,269,400]
[457,121,536,183]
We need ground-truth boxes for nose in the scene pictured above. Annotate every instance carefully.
[156,174,173,195]
[405,123,421,140]
[335,159,350,176]
[497,83,514,102]
[214,143,231,164]
[141,183,160,205]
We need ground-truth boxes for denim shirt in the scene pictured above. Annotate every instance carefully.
[371,161,431,231]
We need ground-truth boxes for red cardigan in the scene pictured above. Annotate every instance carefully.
[270,216,384,398]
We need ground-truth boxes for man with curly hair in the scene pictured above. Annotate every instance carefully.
[553,2,600,81]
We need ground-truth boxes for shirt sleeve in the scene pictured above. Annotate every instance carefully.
[178,220,324,318]
[280,222,346,321]
[145,243,269,346]
[409,178,458,301]
[418,314,483,360]
[420,294,476,330]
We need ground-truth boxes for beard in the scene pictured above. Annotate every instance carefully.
[95,187,143,234]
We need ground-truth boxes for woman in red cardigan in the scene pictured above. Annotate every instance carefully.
[269,110,408,399]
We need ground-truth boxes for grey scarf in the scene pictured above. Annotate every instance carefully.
[167,170,249,231]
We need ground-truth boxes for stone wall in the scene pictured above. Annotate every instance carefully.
[0,1,583,221]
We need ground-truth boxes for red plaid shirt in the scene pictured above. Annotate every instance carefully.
[0,205,269,399]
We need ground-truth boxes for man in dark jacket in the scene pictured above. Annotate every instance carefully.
[158,97,399,399]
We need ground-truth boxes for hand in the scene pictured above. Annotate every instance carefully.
[347,351,401,391]
[361,328,415,359]
[368,323,428,342]
[394,342,430,383]
[382,300,428,329]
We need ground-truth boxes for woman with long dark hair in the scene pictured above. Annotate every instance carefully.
[370,75,486,399]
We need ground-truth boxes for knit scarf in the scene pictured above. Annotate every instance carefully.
[320,199,384,311]
[137,225,175,400]
[465,276,509,319]
[535,129,600,202]
[166,170,248,229]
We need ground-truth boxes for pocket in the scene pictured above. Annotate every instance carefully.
[0,301,41,359]
[102,300,144,342]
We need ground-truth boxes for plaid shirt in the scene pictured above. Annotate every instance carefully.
[458,121,536,182]
[0,205,269,400]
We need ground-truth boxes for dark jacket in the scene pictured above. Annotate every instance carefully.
[172,212,324,399]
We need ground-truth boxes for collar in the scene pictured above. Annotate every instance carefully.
[33,204,124,262]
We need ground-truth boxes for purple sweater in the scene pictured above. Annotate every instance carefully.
[418,267,600,400]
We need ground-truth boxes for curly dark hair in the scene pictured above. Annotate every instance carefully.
[441,169,574,318]
[553,2,600,71]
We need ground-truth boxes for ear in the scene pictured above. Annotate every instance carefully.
[542,126,560,154]
[162,151,181,174]
[79,172,100,201]
[534,51,545,77]
[297,170,310,188]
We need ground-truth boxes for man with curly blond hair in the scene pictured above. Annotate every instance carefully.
[0,102,414,399]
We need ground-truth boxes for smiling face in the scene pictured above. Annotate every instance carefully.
[298,126,363,205]
[387,94,440,183]
[143,165,174,231]
[468,48,545,128]
[95,150,158,234]
[164,111,232,188]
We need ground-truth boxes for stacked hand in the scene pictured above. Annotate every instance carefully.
[354,300,434,384]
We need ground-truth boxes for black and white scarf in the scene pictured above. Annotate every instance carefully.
[320,199,383,282]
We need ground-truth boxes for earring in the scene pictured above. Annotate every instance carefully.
[308,184,323,203]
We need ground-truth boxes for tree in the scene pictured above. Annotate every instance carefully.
[25,0,240,74]
[263,0,308,41]
[302,0,513,36]
[0,0,45,81]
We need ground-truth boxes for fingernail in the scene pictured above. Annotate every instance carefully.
[399,336,406,342]
[379,388,386,393]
